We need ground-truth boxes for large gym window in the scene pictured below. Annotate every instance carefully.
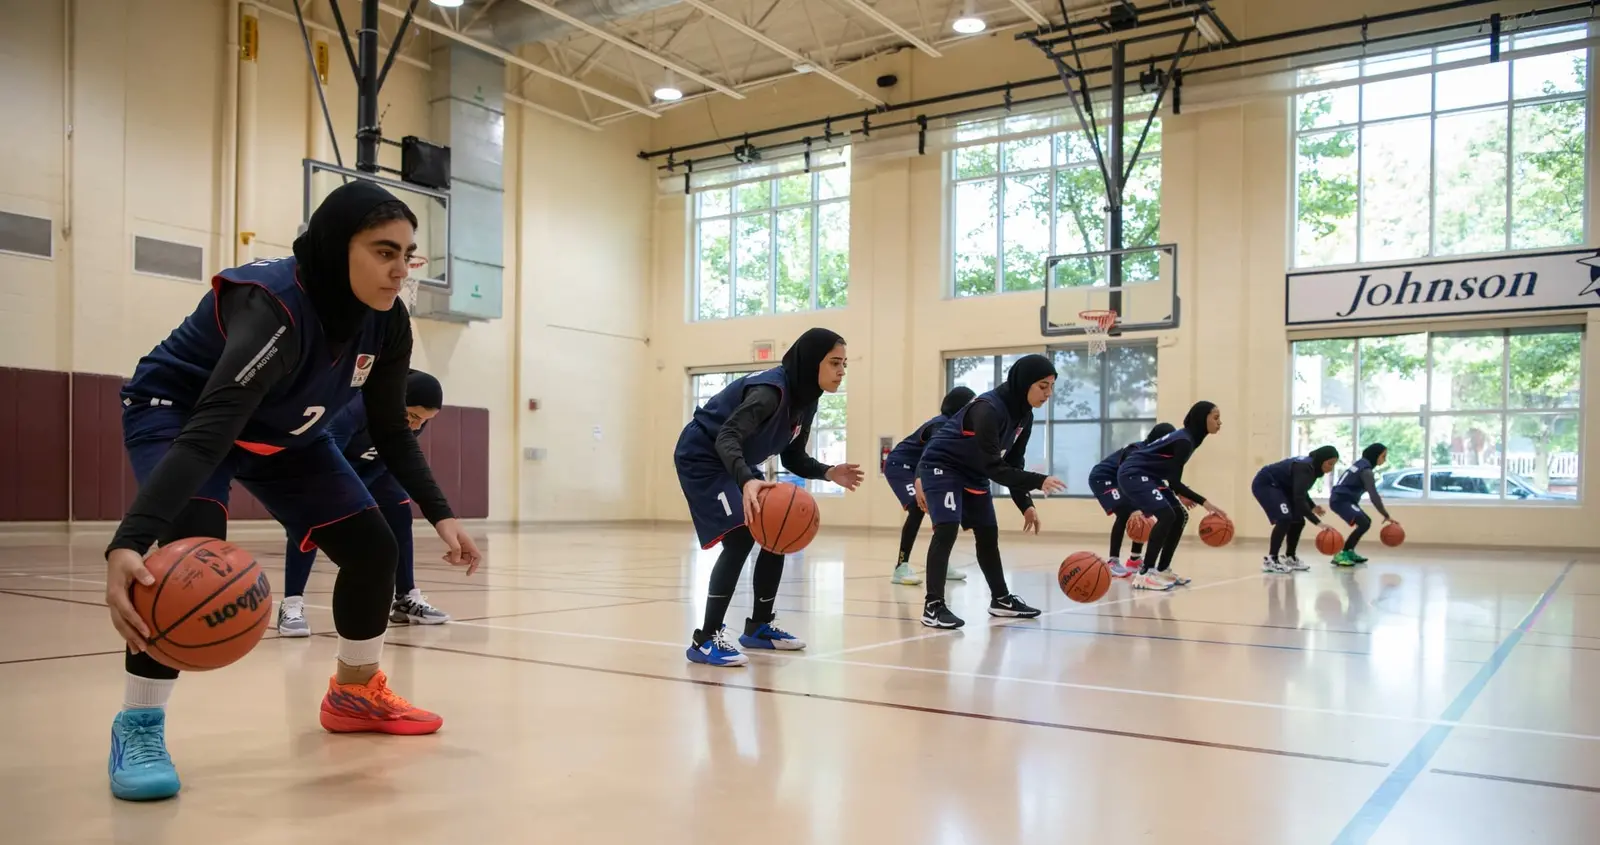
[691,155,850,321]
[1290,326,1582,502]
[688,370,846,495]
[1293,26,1589,269]
[949,111,1162,297]
[944,343,1158,496]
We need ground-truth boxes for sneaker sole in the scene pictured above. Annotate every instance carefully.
[319,711,443,735]
[390,614,450,625]
[891,577,923,585]
[920,616,965,629]
[946,571,968,581]
[684,647,749,666]
[738,637,806,651]
[110,778,181,802]
[987,608,1041,618]
[277,626,311,638]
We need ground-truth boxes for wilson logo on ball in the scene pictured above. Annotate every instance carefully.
[201,572,272,629]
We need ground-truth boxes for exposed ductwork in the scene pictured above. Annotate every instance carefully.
[468,0,680,47]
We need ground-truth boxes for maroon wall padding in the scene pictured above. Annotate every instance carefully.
[0,368,70,521]
[71,373,135,520]
[408,406,489,521]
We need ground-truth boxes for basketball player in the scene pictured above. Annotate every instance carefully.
[102,182,482,801]
[884,386,977,586]
[1117,402,1228,591]
[276,369,451,637]
[916,354,1066,629]
[677,328,864,667]
[1328,443,1396,566]
[1088,422,1174,578]
[1251,445,1340,573]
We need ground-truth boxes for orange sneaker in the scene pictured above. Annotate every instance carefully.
[319,670,443,735]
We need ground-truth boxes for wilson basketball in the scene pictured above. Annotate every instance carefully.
[1315,526,1344,556]
[1127,512,1152,543]
[1380,522,1406,547]
[1197,513,1234,547]
[749,483,820,554]
[1058,552,1111,604]
[131,537,272,672]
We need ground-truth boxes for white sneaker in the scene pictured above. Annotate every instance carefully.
[1166,571,1192,586]
[1132,572,1174,591]
[1106,557,1129,577]
[891,563,923,586]
[1262,556,1290,574]
[276,596,310,637]
[390,590,451,625]
[1284,556,1310,572]
[946,567,967,581]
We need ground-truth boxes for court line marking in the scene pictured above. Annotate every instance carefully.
[1330,559,1576,845]
[381,639,1390,768]
[0,649,127,667]
[1428,768,1600,794]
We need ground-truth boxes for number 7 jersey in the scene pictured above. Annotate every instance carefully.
[121,256,392,455]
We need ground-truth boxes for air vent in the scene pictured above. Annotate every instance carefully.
[133,236,205,282]
[0,210,53,259]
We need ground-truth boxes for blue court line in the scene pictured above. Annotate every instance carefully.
[1330,560,1575,845]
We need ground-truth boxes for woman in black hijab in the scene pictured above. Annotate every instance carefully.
[1116,401,1228,590]
[914,354,1066,628]
[883,385,977,586]
[674,327,863,667]
[102,181,481,802]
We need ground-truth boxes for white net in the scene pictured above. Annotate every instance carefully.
[400,257,427,312]
[1079,310,1117,355]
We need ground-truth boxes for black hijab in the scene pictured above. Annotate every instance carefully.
[406,369,444,410]
[1362,443,1388,465]
[781,328,845,411]
[940,386,976,416]
[1145,422,1176,443]
[1308,444,1341,470]
[1183,401,1217,448]
[292,181,414,343]
[997,354,1057,418]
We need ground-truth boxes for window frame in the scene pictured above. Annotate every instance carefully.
[1290,29,1592,270]
[943,340,1159,497]
[1288,324,1585,504]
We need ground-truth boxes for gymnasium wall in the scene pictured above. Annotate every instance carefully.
[642,0,1600,549]
[0,0,657,524]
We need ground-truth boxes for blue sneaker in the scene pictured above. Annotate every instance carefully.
[686,626,748,667]
[739,620,806,651]
[108,708,180,801]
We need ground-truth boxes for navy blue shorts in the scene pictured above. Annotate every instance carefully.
[884,461,919,510]
[1329,498,1365,526]
[1115,471,1173,517]
[916,463,996,528]
[674,452,749,549]
[1251,476,1294,525]
[1089,473,1123,514]
[349,456,409,507]
[124,402,377,552]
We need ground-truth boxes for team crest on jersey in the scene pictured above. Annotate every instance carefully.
[791,425,802,442]
[350,354,376,387]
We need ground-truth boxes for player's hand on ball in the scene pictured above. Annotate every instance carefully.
[105,548,155,652]
[742,479,778,516]
[1022,507,1042,534]
[914,477,928,513]
[826,463,864,491]
[1040,476,1067,495]
[1204,502,1228,519]
[434,518,482,576]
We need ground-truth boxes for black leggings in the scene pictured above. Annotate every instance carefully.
[896,507,925,565]
[695,526,784,642]
[1108,501,1147,560]
[923,523,1010,603]
[127,501,398,680]
[1269,517,1307,557]
[1138,503,1187,573]
[1344,511,1372,551]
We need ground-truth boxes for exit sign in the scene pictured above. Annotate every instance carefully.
[752,340,775,362]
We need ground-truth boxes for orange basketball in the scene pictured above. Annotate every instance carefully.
[1380,522,1405,547]
[1058,552,1111,603]
[748,483,820,554]
[1197,513,1234,547]
[1315,526,1344,556]
[131,537,271,672]
[1126,512,1152,543]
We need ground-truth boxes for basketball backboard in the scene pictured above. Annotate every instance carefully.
[1041,243,1179,337]
[303,159,452,300]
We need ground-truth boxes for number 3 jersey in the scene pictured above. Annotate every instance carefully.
[122,257,392,454]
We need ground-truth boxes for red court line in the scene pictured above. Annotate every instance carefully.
[381,639,1392,769]
[1429,768,1600,794]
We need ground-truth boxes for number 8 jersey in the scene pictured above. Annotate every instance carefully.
[121,257,392,454]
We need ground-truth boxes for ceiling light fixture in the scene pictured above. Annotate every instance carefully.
[653,86,685,102]
[952,16,986,34]
[430,0,465,8]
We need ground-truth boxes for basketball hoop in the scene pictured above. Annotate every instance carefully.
[1079,309,1117,355]
[400,256,428,312]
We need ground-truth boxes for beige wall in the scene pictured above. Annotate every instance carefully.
[0,0,657,524]
[641,0,1600,549]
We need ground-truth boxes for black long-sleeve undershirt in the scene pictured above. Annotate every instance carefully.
[108,286,452,557]
[965,401,1046,514]
[1288,461,1323,525]
[714,384,831,488]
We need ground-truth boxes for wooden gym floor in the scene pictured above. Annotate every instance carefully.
[0,523,1597,844]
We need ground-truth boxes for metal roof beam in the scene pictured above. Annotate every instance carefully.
[508,0,745,99]
[681,0,884,104]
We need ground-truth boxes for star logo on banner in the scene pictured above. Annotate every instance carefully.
[1577,250,1600,298]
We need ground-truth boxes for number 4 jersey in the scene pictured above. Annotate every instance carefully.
[122,257,392,454]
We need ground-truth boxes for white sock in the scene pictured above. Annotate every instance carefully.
[123,673,176,711]
[337,633,385,667]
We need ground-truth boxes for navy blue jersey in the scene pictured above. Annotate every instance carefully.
[122,257,390,454]
[324,396,373,460]
[1119,428,1198,480]
[886,414,949,468]
[1330,457,1373,503]
[681,366,809,468]
[1088,442,1138,484]
[1258,456,1311,489]
[920,391,1025,477]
